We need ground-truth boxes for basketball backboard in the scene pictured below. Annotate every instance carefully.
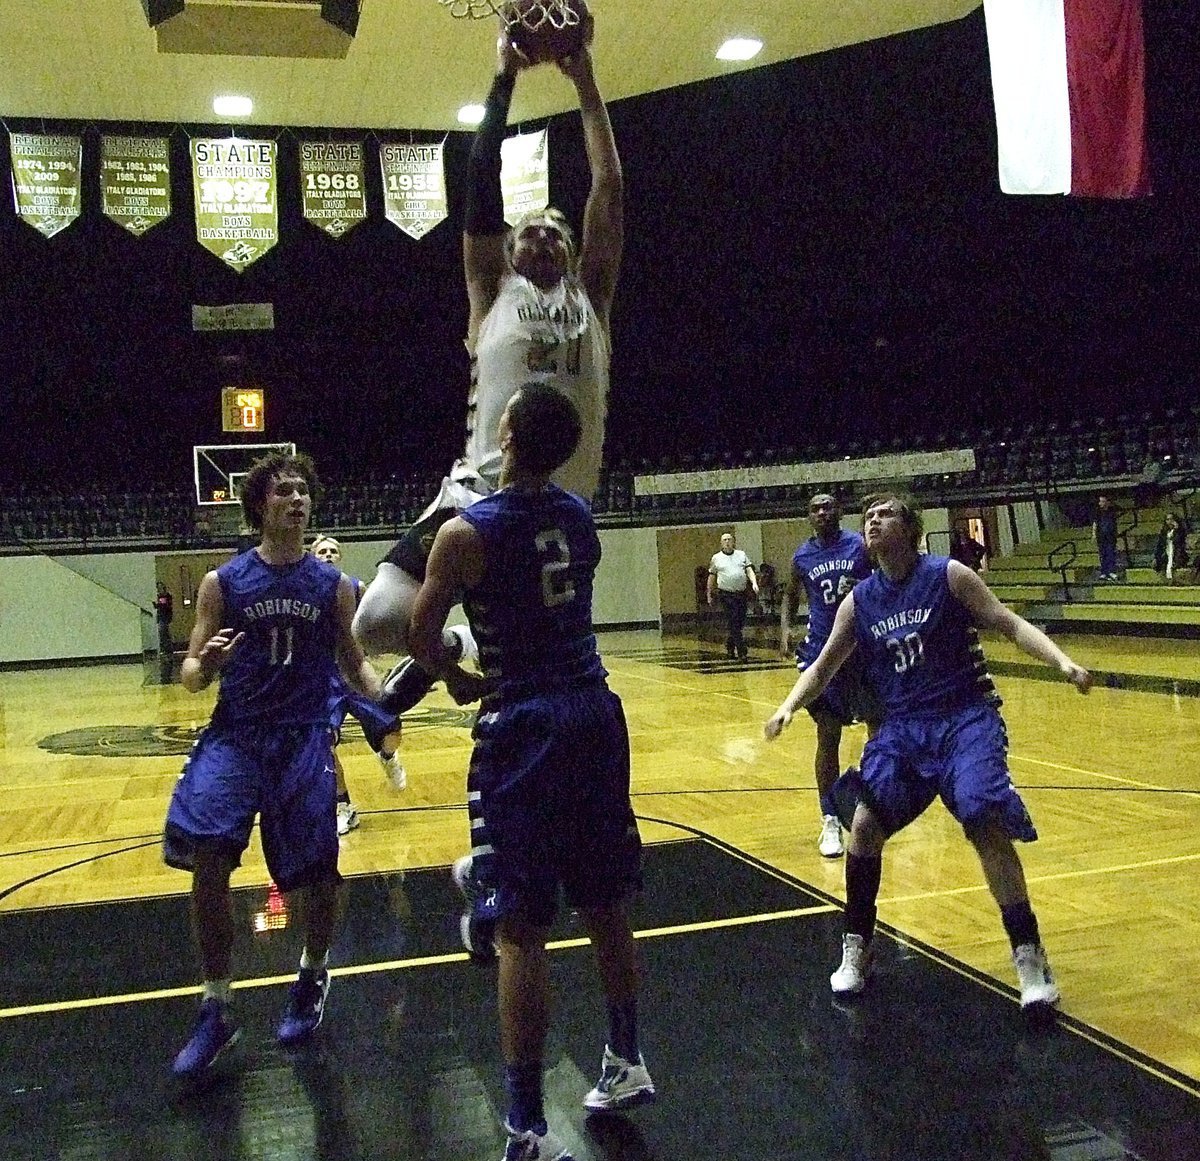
[193,442,296,506]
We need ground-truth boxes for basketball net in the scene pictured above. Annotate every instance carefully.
[438,0,582,32]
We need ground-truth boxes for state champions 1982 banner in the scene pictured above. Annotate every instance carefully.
[190,137,279,271]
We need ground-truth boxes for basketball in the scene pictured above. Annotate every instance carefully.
[505,0,592,66]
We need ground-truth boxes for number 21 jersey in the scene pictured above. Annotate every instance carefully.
[464,272,609,500]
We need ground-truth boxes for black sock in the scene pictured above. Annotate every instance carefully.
[503,1062,544,1134]
[606,999,639,1063]
[1000,900,1040,950]
[844,853,882,940]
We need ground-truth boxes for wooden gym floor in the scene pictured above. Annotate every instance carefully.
[1,629,1198,1159]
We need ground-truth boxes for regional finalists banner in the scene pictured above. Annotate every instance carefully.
[190,137,278,271]
[379,142,447,239]
[9,132,82,238]
[500,129,549,226]
[101,136,171,236]
[299,140,367,238]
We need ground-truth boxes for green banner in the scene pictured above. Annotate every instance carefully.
[501,129,550,226]
[190,137,278,271]
[299,141,367,238]
[9,133,82,238]
[380,142,447,240]
[101,136,171,236]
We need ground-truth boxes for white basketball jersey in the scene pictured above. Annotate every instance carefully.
[462,272,609,499]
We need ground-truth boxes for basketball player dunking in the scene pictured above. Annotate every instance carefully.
[353,25,624,716]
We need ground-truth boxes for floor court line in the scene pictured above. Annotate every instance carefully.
[0,903,838,1022]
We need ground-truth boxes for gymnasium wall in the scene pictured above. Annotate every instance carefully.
[0,507,972,664]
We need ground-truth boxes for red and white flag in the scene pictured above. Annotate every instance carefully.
[983,0,1150,197]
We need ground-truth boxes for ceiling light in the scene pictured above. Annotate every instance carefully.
[458,104,486,125]
[213,95,253,117]
[716,38,763,62]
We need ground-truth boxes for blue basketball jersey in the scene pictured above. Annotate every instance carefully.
[852,554,999,717]
[793,528,872,662]
[211,549,342,728]
[459,484,607,701]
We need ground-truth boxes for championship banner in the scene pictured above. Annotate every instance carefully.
[101,136,171,236]
[501,129,549,226]
[9,132,82,238]
[190,137,279,271]
[379,142,447,239]
[298,140,368,238]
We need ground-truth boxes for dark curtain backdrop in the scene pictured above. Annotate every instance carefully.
[1,5,1196,492]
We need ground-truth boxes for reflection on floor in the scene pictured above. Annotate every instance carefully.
[2,839,1196,1161]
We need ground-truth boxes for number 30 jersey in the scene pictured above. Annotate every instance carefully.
[460,484,608,702]
[852,554,999,718]
[210,550,341,728]
[464,272,609,501]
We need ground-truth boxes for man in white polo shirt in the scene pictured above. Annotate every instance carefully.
[707,531,759,661]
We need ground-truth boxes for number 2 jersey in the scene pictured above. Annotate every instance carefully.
[462,272,609,501]
[459,483,608,703]
[852,554,999,717]
[209,549,342,729]
[793,528,872,664]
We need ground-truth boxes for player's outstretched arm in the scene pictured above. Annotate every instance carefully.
[764,595,859,739]
[947,560,1092,693]
[180,571,242,693]
[561,43,623,319]
[409,518,494,704]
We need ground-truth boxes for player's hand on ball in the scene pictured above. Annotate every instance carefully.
[497,33,532,71]
[763,708,792,740]
[555,13,594,76]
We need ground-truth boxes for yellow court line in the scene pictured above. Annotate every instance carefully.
[1009,753,1179,792]
[882,849,1200,907]
[0,904,836,1021]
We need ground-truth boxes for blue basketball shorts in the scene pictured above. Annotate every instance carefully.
[163,722,341,891]
[800,650,883,727]
[857,701,1037,842]
[330,682,398,747]
[465,685,643,928]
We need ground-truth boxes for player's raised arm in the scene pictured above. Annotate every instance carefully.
[947,560,1092,693]
[764,594,860,738]
[463,36,528,342]
[560,41,623,320]
[180,571,241,693]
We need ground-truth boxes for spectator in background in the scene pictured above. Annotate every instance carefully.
[949,527,986,572]
[707,531,759,661]
[1093,495,1120,582]
[1153,513,1189,584]
[155,582,174,657]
